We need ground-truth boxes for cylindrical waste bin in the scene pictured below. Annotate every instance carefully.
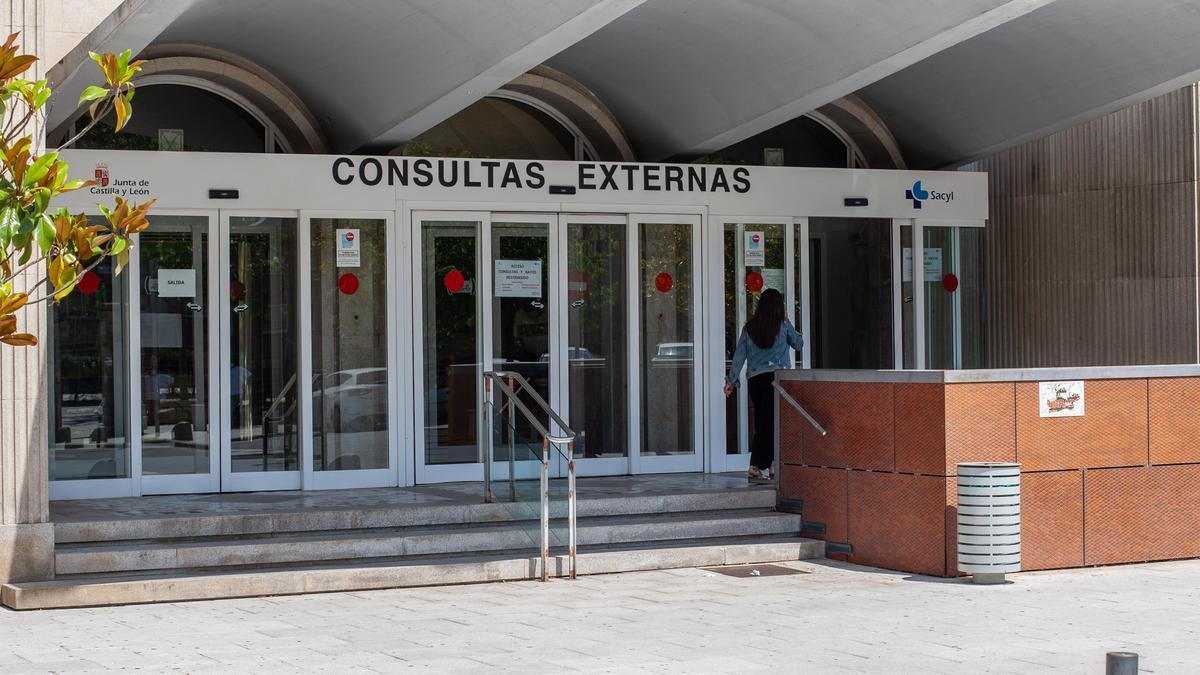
[957,462,1020,584]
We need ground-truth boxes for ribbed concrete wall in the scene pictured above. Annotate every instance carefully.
[961,86,1198,368]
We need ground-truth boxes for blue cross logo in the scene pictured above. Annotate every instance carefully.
[905,180,929,209]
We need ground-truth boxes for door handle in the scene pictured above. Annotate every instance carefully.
[531,301,545,310]
[571,300,585,308]
[234,303,249,313]
[186,302,202,312]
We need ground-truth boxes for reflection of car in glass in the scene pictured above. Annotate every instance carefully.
[539,347,595,362]
[651,342,694,367]
[313,367,388,433]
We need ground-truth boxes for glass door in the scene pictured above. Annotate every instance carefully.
[562,214,629,476]
[634,214,703,473]
[220,213,302,491]
[718,220,795,473]
[138,214,220,494]
[304,213,396,489]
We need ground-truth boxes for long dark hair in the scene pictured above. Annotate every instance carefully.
[745,288,785,348]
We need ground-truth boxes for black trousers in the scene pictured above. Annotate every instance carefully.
[747,372,775,471]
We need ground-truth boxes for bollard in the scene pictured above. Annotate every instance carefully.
[957,462,1020,584]
[1106,652,1138,675]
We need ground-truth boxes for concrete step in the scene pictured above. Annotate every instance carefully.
[56,508,801,575]
[5,535,825,610]
[55,487,777,544]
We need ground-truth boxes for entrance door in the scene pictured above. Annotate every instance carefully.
[717,220,796,473]
[220,212,303,491]
[137,213,221,494]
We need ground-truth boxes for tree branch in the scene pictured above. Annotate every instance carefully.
[54,97,116,151]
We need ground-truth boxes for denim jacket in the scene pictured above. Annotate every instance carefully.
[726,319,804,385]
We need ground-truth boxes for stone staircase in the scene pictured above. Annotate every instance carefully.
[2,485,822,609]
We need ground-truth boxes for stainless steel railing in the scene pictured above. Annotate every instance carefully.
[773,381,828,437]
[482,370,577,582]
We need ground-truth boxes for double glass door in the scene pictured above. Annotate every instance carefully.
[414,211,703,483]
[135,211,394,494]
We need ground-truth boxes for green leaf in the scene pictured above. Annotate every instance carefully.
[114,248,129,275]
[24,151,57,187]
[77,85,109,105]
[109,236,127,257]
[34,215,53,253]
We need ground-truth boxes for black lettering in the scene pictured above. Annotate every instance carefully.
[687,166,706,192]
[733,167,750,194]
[387,158,408,186]
[437,160,458,187]
[463,161,481,188]
[643,165,661,191]
[578,163,596,190]
[332,157,354,185]
[413,159,433,187]
[501,163,522,189]
[599,164,619,190]
[525,162,545,189]
[711,167,730,192]
[665,166,684,191]
[482,161,500,188]
[621,164,638,190]
[359,158,383,186]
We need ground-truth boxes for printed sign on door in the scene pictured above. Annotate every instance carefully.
[336,229,361,267]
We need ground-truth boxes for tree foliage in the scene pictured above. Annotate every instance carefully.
[0,33,152,346]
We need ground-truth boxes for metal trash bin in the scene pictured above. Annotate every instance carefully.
[957,462,1021,584]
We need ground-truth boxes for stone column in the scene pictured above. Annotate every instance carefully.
[0,1,54,584]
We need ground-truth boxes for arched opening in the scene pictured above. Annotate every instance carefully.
[58,80,284,153]
[401,96,582,160]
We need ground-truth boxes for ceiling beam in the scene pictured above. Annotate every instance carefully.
[682,0,1057,158]
[365,0,646,151]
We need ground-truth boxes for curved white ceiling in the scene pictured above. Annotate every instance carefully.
[47,0,1200,166]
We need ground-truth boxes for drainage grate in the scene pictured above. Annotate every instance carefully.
[703,564,809,578]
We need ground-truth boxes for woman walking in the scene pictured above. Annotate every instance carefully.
[724,288,803,483]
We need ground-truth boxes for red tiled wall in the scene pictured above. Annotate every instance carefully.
[779,376,1200,577]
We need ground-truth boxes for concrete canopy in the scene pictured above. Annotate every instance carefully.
[47,0,1200,165]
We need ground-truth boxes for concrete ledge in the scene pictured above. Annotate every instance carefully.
[2,538,825,610]
[0,523,55,583]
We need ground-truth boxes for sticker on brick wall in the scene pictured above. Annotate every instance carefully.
[1039,380,1084,418]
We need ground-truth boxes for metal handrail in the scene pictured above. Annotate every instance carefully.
[482,370,577,582]
[773,381,828,436]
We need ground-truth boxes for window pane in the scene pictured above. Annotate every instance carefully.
[311,218,389,472]
[49,258,130,480]
[139,216,211,476]
[422,221,479,465]
[640,222,694,456]
[229,217,299,472]
[568,222,628,458]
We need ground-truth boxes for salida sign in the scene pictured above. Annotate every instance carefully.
[331,157,751,194]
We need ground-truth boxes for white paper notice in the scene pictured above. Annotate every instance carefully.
[157,269,196,297]
[902,248,943,282]
[1039,380,1085,418]
[494,260,543,298]
[744,231,765,267]
[336,229,361,267]
[762,268,785,292]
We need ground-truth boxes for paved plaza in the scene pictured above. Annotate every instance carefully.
[1,558,1198,673]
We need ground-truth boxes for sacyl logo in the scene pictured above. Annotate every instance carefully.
[905,180,954,209]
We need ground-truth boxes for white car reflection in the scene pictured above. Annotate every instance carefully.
[313,367,388,433]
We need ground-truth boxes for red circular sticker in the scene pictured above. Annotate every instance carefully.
[745,271,764,293]
[655,272,673,293]
[443,269,465,293]
[78,270,101,296]
[338,273,359,295]
[942,273,959,293]
[230,280,246,301]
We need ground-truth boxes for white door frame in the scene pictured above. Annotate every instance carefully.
[411,210,490,484]
[630,212,705,474]
[139,209,223,495]
[301,210,398,490]
[559,213,632,478]
[219,210,303,492]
